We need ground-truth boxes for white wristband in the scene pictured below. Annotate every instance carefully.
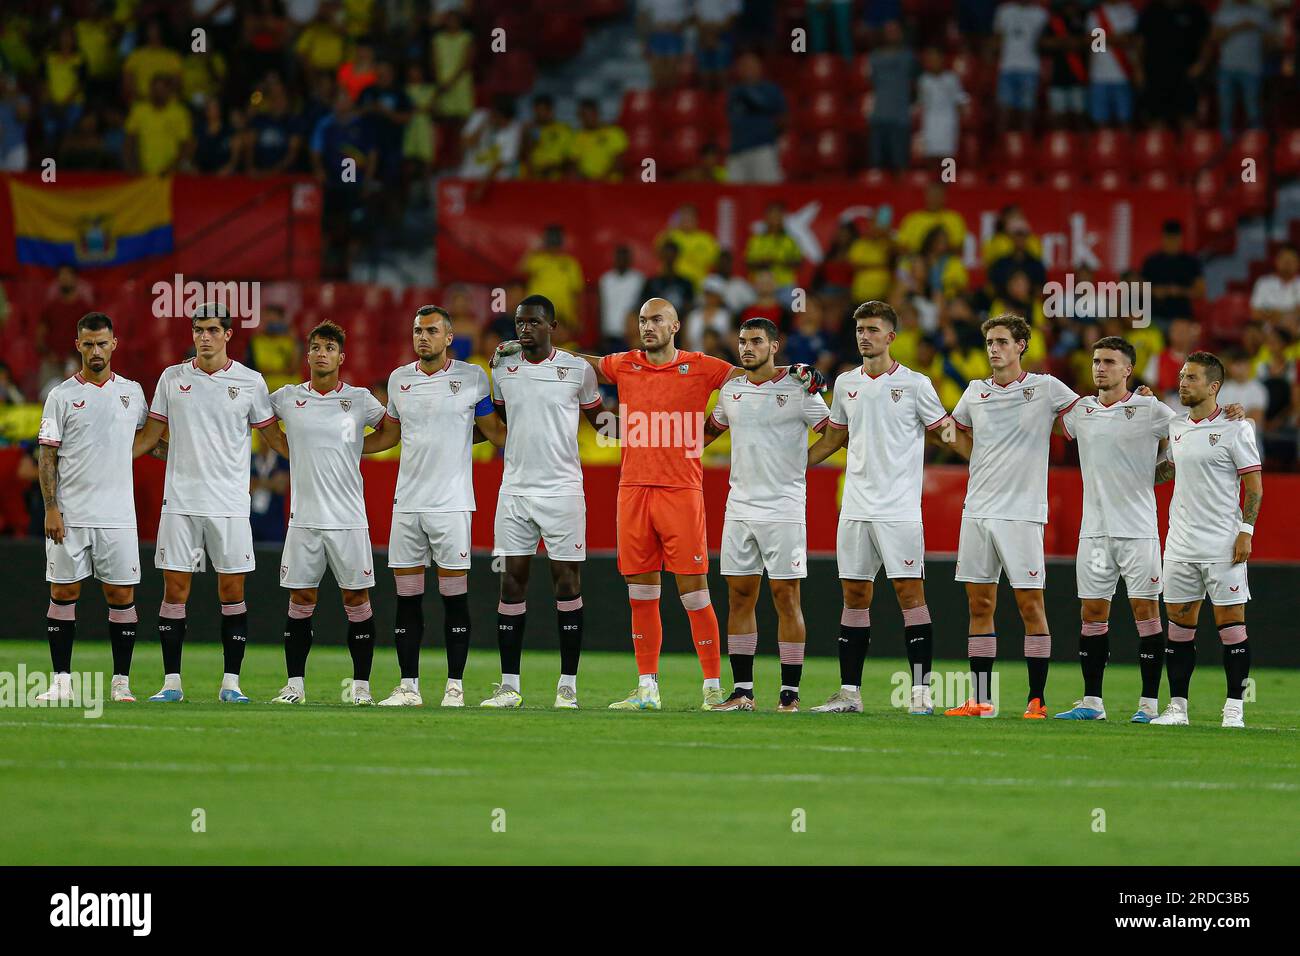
[1239,523,1254,535]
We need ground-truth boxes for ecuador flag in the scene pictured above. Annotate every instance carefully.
[9,178,173,268]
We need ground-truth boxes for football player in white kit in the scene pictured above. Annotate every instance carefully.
[133,303,289,703]
[266,321,395,705]
[1151,351,1263,728]
[366,305,506,707]
[945,314,1080,718]
[36,313,150,704]
[805,301,953,716]
[701,317,830,713]
[479,295,605,710]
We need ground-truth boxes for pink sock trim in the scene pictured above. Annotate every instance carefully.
[727,632,757,655]
[628,584,661,601]
[680,589,711,611]
[778,641,805,664]
[498,600,526,616]
[107,606,137,624]
[438,575,467,596]
[345,602,373,623]
[1168,622,1196,642]
[1024,634,1051,658]
[901,605,931,626]
[1081,621,1109,636]
[221,601,247,616]
[159,601,186,620]
[47,601,75,621]
[395,574,425,596]
[1218,624,1247,645]
[841,607,870,628]
[288,602,316,619]
[556,597,583,612]
[968,635,996,657]
[1136,618,1162,637]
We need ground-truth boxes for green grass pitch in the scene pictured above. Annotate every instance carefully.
[1,640,1296,865]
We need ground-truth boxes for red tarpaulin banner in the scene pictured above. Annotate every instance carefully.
[436,179,1196,292]
[104,457,1300,564]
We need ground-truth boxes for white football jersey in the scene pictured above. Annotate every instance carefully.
[491,348,601,497]
[1061,391,1177,540]
[38,372,147,528]
[271,382,386,529]
[1165,408,1261,563]
[386,358,491,513]
[828,361,949,522]
[953,371,1079,523]
[710,368,830,522]
[149,359,275,517]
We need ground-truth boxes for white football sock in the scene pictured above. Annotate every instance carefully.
[401,677,419,692]
[163,673,182,690]
[287,676,305,694]
[558,674,576,691]
[221,673,240,690]
[446,677,462,691]
[841,684,859,693]
[638,674,658,688]
[703,677,720,691]
[1082,695,1104,710]
[501,674,520,692]
[353,679,370,695]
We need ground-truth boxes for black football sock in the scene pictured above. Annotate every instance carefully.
[220,601,248,676]
[902,606,934,687]
[1165,623,1197,699]
[557,595,583,677]
[1079,623,1109,699]
[346,603,375,681]
[839,606,870,686]
[1025,634,1050,703]
[779,641,805,691]
[1136,619,1164,700]
[393,592,424,680]
[442,589,471,681]
[727,631,756,691]
[1219,623,1251,701]
[158,602,187,675]
[46,599,76,672]
[107,604,137,677]
[497,600,526,677]
[968,634,996,703]
[284,604,314,679]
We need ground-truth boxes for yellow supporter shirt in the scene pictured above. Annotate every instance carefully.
[661,228,719,288]
[294,23,346,72]
[45,51,84,104]
[75,18,116,79]
[848,237,892,302]
[432,31,474,117]
[526,121,574,179]
[126,98,192,174]
[571,125,628,181]
[521,251,585,328]
[982,232,1043,267]
[123,45,181,98]
[896,209,966,254]
[745,231,802,286]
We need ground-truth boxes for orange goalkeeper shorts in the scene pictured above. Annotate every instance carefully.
[616,486,709,576]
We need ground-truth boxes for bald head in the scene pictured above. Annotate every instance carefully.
[637,297,679,352]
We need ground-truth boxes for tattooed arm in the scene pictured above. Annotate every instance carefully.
[1153,439,1174,484]
[1234,471,1263,564]
[39,445,64,545]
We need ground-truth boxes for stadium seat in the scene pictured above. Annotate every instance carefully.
[777,134,806,179]
[537,13,586,62]
[948,52,983,95]
[802,53,845,92]
[849,54,872,93]
[1204,292,1250,343]
[662,126,704,175]
[1180,129,1223,178]
[842,91,870,132]
[1273,129,1300,179]
[625,122,658,165]
[1045,168,1077,192]
[1198,204,1237,257]
[1238,175,1271,218]
[904,167,933,190]
[663,88,707,127]
[1087,129,1129,174]
[803,90,843,131]
[620,90,656,127]
[994,168,1030,190]
[810,129,848,177]
[859,167,893,188]
[958,131,981,168]
[997,130,1032,172]
[1193,168,1226,207]
[1141,168,1176,191]
[1041,131,1080,173]
[1230,128,1269,168]
[1132,129,1176,173]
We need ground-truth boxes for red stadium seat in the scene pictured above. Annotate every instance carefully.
[537,13,585,62]
[859,167,893,188]
[802,54,845,92]
[621,90,656,126]
[663,88,707,127]
[777,134,806,179]
[1230,128,1269,167]
[1194,167,1226,206]
[994,168,1030,190]
[1204,292,1250,343]
[949,52,982,94]
[1273,129,1300,179]
[1180,129,1223,177]
[1198,204,1236,257]
[811,129,848,176]
[903,167,933,189]
[1238,175,1271,218]
[849,54,872,93]
[842,91,870,132]
[1087,129,1129,174]
[1142,168,1176,191]
[662,125,704,175]
[1041,131,1080,172]
[803,90,843,131]
[1045,168,1077,191]
[958,131,981,168]
[1133,129,1176,173]
[997,130,1031,171]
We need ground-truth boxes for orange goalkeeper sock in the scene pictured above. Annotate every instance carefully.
[681,589,721,681]
[627,584,663,676]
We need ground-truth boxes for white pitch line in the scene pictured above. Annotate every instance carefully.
[0,758,470,778]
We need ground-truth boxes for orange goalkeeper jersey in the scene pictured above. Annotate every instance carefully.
[598,349,735,490]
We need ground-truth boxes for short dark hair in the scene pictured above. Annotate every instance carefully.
[517,294,556,322]
[533,93,554,109]
[739,317,779,342]
[191,301,232,331]
[1186,350,1225,386]
[414,304,452,332]
[852,300,899,329]
[76,312,113,336]
[1162,219,1184,235]
[1093,335,1136,367]
[308,319,345,349]
[981,312,1032,348]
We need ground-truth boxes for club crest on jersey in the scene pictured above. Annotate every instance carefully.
[400,384,412,391]
[890,388,903,403]
[847,390,858,400]
[340,399,352,411]
[295,400,306,407]
[227,386,240,400]
[556,367,568,380]
[979,391,990,399]
[1085,406,1094,414]
[449,380,461,394]
[776,394,788,407]
[72,400,85,409]
[1022,387,1035,400]
[1209,433,1221,446]
[1125,407,1136,420]
[507,366,519,374]
[120,395,130,409]
[179,384,192,393]
[678,364,689,374]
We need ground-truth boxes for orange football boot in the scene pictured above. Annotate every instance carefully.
[1023,697,1048,719]
[944,698,996,716]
